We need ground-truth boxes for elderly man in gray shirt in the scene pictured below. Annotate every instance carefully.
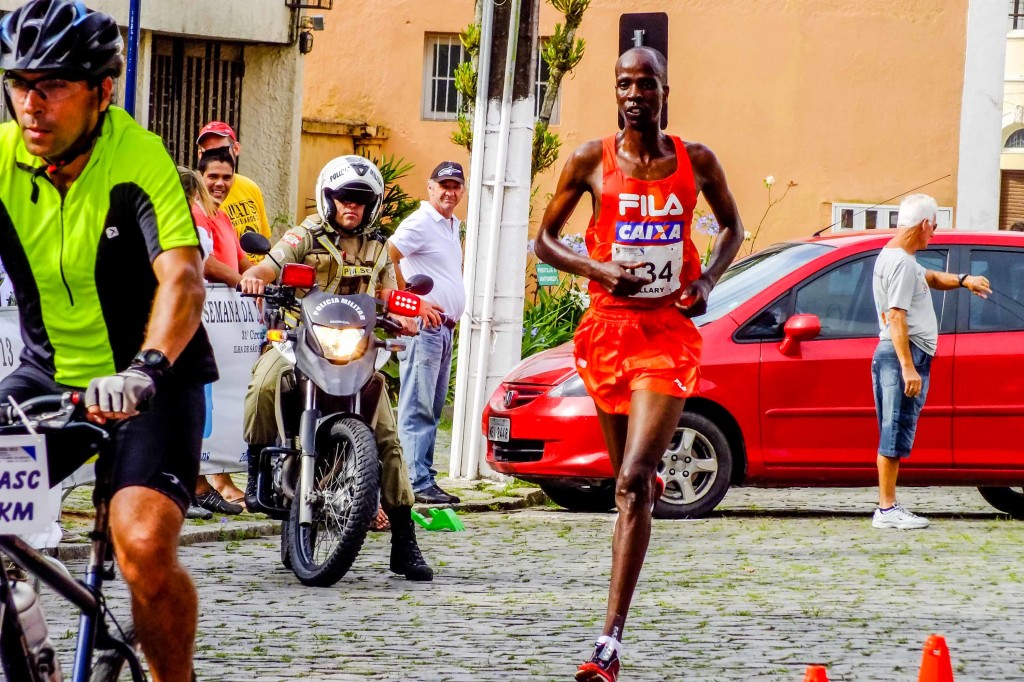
[870,194,991,530]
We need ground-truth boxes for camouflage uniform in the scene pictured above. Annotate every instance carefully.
[242,215,414,509]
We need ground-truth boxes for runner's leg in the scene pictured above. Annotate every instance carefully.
[603,390,685,638]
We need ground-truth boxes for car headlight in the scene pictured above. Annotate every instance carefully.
[548,373,588,398]
[311,325,365,362]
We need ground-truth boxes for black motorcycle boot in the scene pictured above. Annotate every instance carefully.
[244,444,266,512]
[387,506,433,581]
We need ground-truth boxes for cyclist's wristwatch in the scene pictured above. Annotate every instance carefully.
[958,273,969,288]
[131,349,171,381]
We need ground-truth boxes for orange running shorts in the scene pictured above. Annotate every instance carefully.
[573,305,702,415]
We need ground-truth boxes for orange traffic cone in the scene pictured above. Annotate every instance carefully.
[918,634,954,682]
[802,665,829,681]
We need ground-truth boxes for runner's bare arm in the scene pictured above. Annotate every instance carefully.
[535,141,651,295]
[677,143,745,314]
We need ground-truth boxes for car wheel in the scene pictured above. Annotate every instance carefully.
[540,481,616,512]
[977,487,1024,519]
[654,412,732,519]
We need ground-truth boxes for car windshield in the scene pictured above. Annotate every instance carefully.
[692,242,833,326]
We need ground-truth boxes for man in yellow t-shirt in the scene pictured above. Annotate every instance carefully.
[196,121,272,264]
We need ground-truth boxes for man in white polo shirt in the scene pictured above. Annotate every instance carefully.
[387,161,467,504]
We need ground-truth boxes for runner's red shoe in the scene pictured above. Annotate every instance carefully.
[575,641,620,682]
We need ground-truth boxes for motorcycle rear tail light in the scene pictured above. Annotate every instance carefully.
[281,263,316,288]
[388,289,422,316]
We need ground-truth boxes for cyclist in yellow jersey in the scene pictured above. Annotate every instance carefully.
[0,2,214,680]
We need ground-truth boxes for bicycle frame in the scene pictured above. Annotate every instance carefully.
[0,404,143,681]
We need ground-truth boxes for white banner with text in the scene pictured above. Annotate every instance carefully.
[0,284,264,480]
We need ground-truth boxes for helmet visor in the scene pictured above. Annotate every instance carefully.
[326,184,376,207]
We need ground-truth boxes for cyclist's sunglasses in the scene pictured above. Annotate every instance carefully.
[2,72,93,104]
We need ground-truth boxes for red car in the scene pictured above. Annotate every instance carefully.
[484,231,1024,518]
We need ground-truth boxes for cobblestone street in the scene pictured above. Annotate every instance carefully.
[42,486,1024,681]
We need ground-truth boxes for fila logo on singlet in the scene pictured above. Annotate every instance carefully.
[618,193,685,217]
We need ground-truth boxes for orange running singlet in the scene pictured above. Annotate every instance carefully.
[573,135,703,414]
[585,135,702,311]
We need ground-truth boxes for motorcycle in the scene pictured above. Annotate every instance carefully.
[237,232,431,587]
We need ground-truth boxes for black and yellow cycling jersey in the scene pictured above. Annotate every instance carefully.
[0,106,217,388]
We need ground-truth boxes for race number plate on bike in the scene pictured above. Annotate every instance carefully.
[611,220,683,298]
[0,435,52,534]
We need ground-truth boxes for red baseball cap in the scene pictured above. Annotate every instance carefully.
[196,121,237,145]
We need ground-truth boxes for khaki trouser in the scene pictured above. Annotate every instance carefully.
[242,348,414,509]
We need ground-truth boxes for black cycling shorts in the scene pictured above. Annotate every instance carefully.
[0,363,204,515]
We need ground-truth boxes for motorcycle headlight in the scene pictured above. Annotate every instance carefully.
[312,325,365,362]
[548,373,588,398]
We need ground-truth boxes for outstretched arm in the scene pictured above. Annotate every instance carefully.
[925,270,991,298]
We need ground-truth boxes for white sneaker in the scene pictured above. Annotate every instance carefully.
[872,503,929,530]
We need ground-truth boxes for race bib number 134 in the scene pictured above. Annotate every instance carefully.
[611,242,682,298]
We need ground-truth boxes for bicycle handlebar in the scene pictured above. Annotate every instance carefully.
[0,392,82,428]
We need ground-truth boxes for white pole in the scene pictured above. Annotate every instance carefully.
[450,0,496,479]
[464,0,522,480]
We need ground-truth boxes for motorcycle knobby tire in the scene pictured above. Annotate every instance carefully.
[288,417,380,587]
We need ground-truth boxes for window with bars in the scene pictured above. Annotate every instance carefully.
[1007,129,1024,149]
[1011,0,1024,31]
[831,202,953,232]
[535,39,560,124]
[148,37,244,168]
[422,33,561,123]
[423,34,465,120]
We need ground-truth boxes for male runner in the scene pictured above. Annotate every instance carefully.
[534,47,745,681]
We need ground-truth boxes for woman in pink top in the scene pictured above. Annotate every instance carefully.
[178,162,251,514]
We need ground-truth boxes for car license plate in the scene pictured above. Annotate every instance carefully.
[488,417,510,443]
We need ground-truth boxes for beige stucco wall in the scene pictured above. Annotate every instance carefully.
[240,43,305,231]
[301,0,968,246]
[1003,32,1024,171]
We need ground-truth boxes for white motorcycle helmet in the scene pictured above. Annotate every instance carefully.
[314,155,385,234]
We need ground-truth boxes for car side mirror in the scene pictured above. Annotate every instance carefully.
[239,231,271,255]
[779,313,821,356]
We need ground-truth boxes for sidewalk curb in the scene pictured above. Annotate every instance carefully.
[53,490,549,561]
[427,488,548,515]
[55,520,282,562]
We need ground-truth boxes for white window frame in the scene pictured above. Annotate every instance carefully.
[422,33,466,121]
[422,33,561,123]
[534,38,561,124]
[830,202,953,232]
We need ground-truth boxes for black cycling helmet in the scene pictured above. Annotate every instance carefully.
[0,0,124,79]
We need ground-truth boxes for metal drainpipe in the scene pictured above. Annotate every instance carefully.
[463,0,523,481]
[450,0,496,478]
[124,0,142,117]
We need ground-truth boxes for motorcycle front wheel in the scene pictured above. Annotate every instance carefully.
[288,417,380,587]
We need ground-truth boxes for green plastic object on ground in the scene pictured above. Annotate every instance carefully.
[411,507,465,532]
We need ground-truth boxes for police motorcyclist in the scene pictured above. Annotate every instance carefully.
[239,155,436,581]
